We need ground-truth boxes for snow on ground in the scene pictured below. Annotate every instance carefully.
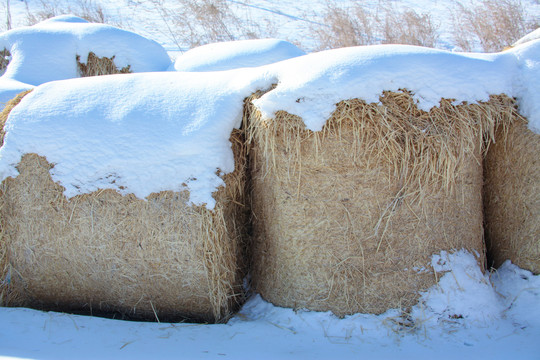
[0,251,538,360]
[0,15,170,105]
[169,38,305,72]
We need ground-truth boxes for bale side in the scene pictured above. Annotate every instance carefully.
[0,112,248,323]
[484,119,540,274]
[0,48,10,75]
[77,52,132,77]
[246,92,510,316]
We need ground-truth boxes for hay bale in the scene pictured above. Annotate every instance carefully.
[484,116,540,274]
[77,52,132,77]
[0,93,249,323]
[0,48,10,75]
[246,91,508,316]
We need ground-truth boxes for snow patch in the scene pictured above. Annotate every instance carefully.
[415,250,503,325]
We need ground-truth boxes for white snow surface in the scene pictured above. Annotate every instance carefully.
[169,38,305,72]
[0,15,171,104]
[0,40,539,206]
[1,250,538,360]
[0,70,271,208]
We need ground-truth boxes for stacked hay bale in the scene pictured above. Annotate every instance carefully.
[483,34,540,274]
[484,116,540,274]
[0,15,171,105]
[0,80,250,323]
[76,52,132,77]
[0,48,9,75]
[246,90,510,316]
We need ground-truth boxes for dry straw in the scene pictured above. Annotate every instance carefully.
[245,90,514,316]
[484,115,539,274]
[0,91,249,323]
[76,52,131,77]
[0,48,10,75]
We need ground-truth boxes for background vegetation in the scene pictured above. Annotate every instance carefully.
[1,0,538,53]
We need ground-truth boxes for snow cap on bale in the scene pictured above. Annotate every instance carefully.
[254,41,540,134]
[509,39,540,134]
[169,38,305,72]
[0,70,269,207]
[0,15,171,104]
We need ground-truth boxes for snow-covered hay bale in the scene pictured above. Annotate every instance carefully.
[170,38,305,72]
[0,71,259,323]
[246,91,512,316]
[0,48,9,75]
[484,117,540,274]
[77,52,131,77]
[0,15,171,105]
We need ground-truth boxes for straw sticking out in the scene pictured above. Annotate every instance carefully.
[77,52,132,77]
[246,91,514,316]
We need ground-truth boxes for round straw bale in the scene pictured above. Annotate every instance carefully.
[484,117,540,274]
[0,48,10,75]
[246,91,506,316]
[76,52,132,77]
[0,92,249,322]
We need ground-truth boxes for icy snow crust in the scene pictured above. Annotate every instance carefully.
[0,15,171,104]
[0,38,539,207]
[169,38,306,72]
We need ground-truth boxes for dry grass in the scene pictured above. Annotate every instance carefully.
[381,7,439,47]
[146,0,264,49]
[76,52,132,77]
[484,118,540,274]
[310,0,535,51]
[0,48,10,76]
[245,91,515,316]
[8,0,539,52]
[25,0,114,25]
[0,92,250,323]
[312,1,439,50]
[451,0,537,52]
[312,3,377,49]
